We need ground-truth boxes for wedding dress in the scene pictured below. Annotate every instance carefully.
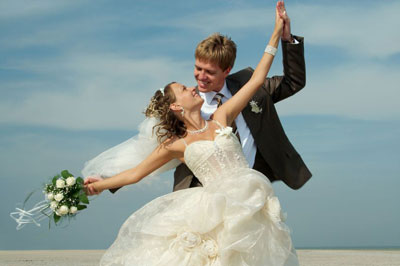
[100,121,298,266]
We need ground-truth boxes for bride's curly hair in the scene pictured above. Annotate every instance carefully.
[144,82,187,143]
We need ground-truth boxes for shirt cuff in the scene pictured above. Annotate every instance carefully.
[289,34,299,44]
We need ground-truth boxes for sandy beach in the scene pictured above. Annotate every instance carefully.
[1,249,399,266]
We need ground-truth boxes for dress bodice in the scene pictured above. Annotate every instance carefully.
[184,124,249,186]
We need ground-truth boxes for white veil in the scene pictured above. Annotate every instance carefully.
[11,117,180,230]
[81,117,181,179]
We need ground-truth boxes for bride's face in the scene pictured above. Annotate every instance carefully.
[170,82,203,112]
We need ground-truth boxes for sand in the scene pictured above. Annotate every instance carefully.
[0,249,399,266]
[297,249,400,266]
[0,250,103,266]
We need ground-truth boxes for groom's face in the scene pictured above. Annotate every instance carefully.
[194,59,231,93]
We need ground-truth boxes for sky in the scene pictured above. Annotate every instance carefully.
[1,0,399,250]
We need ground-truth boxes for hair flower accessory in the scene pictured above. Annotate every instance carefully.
[249,100,262,114]
[159,87,165,96]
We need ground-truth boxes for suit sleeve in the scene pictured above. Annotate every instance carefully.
[109,187,120,193]
[262,35,306,103]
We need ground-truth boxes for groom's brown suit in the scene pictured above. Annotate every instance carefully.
[173,36,311,191]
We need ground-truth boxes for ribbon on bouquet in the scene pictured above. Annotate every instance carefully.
[10,171,91,230]
[10,200,51,230]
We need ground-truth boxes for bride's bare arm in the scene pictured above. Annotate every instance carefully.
[87,140,180,194]
[214,2,284,126]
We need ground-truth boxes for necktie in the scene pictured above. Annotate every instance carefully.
[214,93,240,142]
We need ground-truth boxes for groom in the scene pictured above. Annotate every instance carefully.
[174,4,311,191]
[85,2,311,193]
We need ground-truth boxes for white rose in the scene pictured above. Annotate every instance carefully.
[201,239,218,258]
[57,205,69,216]
[47,192,54,201]
[56,179,66,188]
[69,206,78,214]
[66,176,76,186]
[177,231,201,250]
[50,201,58,210]
[54,193,64,202]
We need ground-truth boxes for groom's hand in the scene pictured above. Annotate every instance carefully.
[277,1,293,43]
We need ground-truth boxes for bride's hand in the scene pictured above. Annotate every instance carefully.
[84,175,103,195]
[84,175,103,184]
[274,1,285,36]
[84,183,102,196]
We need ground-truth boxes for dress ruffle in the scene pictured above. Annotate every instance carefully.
[100,168,298,266]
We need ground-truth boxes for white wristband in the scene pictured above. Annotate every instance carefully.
[264,45,277,56]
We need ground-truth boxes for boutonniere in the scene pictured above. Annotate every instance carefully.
[249,100,262,114]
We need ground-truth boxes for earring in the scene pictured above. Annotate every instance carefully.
[180,107,185,117]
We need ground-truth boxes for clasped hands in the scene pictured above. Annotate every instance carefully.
[277,0,293,43]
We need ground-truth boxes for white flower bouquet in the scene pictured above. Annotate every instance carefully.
[45,170,89,223]
[10,170,89,229]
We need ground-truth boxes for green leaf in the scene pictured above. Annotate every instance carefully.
[61,170,73,179]
[54,213,61,224]
[52,176,58,186]
[73,191,80,198]
[79,193,89,204]
[76,177,84,185]
[77,205,87,210]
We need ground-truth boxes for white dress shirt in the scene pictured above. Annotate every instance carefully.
[198,39,300,167]
[199,81,257,168]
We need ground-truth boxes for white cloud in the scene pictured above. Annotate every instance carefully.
[0,54,194,130]
[1,0,399,131]
[0,0,83,19]
[0,14,118,49]
[164,8,273,34]
[4,1,399,57]
[275,62,400,120]
[291,2,400,58]
[166,1,400,58]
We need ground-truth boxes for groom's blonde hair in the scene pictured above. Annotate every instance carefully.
[195,33,237,71]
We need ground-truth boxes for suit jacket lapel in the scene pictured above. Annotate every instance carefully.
[226,78,240,96]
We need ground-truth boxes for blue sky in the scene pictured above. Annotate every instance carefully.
[1,0,399,250]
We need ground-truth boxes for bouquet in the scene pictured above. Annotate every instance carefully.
[10,170,89,230]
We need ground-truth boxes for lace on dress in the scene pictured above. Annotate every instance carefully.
[182,120,249,187]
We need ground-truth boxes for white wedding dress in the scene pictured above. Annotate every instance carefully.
[100,121,298,266]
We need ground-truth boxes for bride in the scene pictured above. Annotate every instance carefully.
[84,2,299,265]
